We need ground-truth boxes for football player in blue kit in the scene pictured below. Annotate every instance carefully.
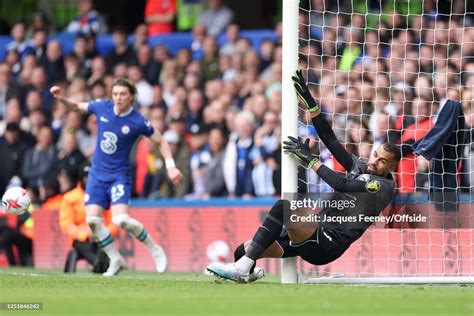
[51,79,183,276]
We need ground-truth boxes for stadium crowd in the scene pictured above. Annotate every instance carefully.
[0,0,472,208]
[0,0,471,211]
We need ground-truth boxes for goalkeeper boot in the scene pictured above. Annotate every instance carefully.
[103,256,127,277]
[206,262,250,283]
[151,245,167,273]
[248,267,265,283]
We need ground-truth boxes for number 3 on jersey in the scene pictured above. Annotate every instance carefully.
[111,184,125,202]
[101,131,118,154]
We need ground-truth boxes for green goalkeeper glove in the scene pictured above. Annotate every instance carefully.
[283,136,319,169]
[291,69,320,113]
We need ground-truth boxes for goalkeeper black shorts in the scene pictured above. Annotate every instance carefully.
[276,226,347,265]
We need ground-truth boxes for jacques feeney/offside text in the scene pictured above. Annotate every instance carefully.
[290,213,428,224]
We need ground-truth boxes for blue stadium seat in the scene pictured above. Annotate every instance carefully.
[0,29,277,62]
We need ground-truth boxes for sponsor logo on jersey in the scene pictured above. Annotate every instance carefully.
[100,131,118,154]
[365,180,381,193]
[122,125,130,134]
[84,193,90,202]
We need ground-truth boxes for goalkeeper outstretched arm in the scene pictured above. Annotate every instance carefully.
[292,70,355,172]
[283,136,375,193]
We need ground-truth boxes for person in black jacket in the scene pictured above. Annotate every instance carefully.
[0,123,30,195]
[207,70,400,283]
[105,27,137,71]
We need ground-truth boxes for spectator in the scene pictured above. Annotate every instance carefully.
[176,0,205,31]
[204,79,222,103]
[57,132,86,184]
[65,0,107,35]
[144,0,177,36]
[219,24,240,56]
[127,65,153,107]
[21,125,58,189]
[0,64,21,119]
[151,84,167,108]
[134,106,166,196]
[0,123,30,194]
[106,27,137,71]
[203,126,227,197]
[144,129,191,198]
[197,0,234,36]
[79,114,98,160]
[190,24,207,59]
[176,48,192,80]
[188,125,210,198]
[18,54,37,87]
[133,24,149,52]
[89,80,106,99]
[346,117,373,158]
[259,38,275,72]
[25,11,53,39]
[27,66,55,118]
[30,29,49,63]
[0,98,32,139]
[4,50,22,80]
[223,111,255,197]
[309,0,336,39]
[87,56,107,86]
[25,90,42,114]
[27,110,47,137]
[339,26,363,71]
[371,111,391,155]
[252,111,279,196]
[5,21,35,62]
[186,89,205,132]
[137,44,162,85]
[73,34,93,78]
[397,97,434,193]
[43,40,66,85]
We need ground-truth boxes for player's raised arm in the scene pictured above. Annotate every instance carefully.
[283,137,381,193]
[50,86,89,112]
[292,69,354,171]
[150,130,183,186]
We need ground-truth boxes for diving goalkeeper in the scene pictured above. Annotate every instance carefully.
[207,70,400,283]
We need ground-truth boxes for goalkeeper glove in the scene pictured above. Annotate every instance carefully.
[283,136,319,169]
[291,69,320,113]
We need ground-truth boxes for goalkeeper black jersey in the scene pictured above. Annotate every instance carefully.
[310,115,395,249]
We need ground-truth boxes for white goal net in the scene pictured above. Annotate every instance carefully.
[283,0,474,283]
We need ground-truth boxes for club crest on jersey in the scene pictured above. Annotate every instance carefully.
[365,180,380,193]
[122,125,130,135]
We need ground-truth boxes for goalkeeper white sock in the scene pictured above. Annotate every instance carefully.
[235,256,255,274]
[112,214,158,251]
[86,216,121,261]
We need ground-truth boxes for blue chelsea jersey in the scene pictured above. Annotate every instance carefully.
[88,99,154,178]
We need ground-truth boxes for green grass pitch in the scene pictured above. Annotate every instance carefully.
[0,268,473,315]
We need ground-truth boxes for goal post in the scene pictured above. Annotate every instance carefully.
[281,0,474,284]
[281,0,300,284]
